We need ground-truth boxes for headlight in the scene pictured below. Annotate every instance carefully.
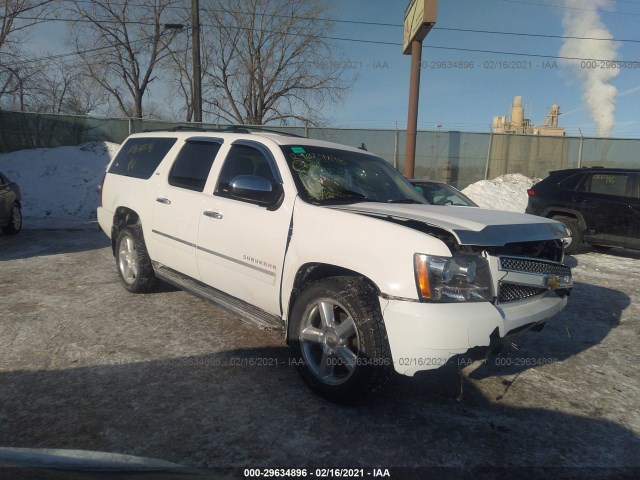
[414,253,493,302]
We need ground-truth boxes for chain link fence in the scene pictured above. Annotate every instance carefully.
[1,110,638,188]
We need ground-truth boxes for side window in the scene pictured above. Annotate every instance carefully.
[108,137,177,179]
[588,173,629,196]
[558,173,585,192]
[215,144,277,195]
[168,141,221,192]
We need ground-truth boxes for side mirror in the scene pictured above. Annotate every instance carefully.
[229,175,282,206]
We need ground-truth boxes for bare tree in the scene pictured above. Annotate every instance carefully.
[200,0,350,125]
[24,60,107,114]
[1,0,56,102]
[68,0,182,118]
[1,0,55,50]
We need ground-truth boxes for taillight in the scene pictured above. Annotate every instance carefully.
[98,173,106,207]
[527,189,535,196]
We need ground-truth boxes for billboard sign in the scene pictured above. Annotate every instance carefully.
[403,0,437,54]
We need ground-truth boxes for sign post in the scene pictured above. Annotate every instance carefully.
[403,0,437,178]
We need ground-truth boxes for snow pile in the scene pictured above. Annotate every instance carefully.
[462,173,540,213]
[0,142,119,228]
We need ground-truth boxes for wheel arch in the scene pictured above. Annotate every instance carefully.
[110,207,141,255]
[284,263,380,344]
[545,208,587,230]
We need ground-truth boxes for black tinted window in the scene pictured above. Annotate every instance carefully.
[558,173,585,192]
[108,137,177,179]
[169,141,221,192]
[588,173,629,196]
[216,144,276,194]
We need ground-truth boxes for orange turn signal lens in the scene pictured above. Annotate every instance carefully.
[414,254,432,300]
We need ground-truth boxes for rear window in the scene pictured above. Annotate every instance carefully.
[108,137,177,179]
[588,173,629,196]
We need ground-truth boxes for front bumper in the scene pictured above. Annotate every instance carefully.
[380,293,568,376]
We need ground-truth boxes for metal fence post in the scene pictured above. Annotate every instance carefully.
[577,129,584,168]
[484,131,493,180]
[393,127,399,169]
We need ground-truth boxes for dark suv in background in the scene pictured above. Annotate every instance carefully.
[526,167,640,254]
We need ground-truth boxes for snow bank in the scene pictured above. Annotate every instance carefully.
[462,173,540,212]
[0,142,119,228]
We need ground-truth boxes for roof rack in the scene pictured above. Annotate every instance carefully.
[143,125,305,138]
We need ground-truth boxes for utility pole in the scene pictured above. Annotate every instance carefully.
[191,0,202,123]
[403,0,437,178]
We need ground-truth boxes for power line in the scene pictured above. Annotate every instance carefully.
[1,30,180,67]
[12,13,640,44]
[3,24,631,68]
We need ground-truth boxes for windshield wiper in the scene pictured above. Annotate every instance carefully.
[387,198,423,204]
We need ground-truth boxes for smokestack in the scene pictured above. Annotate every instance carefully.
[559,0,620,137]
[511,96,524,128]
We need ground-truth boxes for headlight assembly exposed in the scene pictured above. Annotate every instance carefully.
[414,253,493,302]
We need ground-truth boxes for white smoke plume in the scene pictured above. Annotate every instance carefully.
[559,0,620,136]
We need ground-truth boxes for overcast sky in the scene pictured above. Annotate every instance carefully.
[21,0,640,137]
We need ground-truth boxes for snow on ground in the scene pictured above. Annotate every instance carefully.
[0,141,539,227]
[462,173,540,212]
[0,142,119,228]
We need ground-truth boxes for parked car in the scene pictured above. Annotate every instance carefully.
[410,179,478,206]
[98,128,572,403]
[0,170,22,235]
[526,167,640,254]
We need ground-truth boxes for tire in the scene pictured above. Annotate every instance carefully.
[289,276,393,404]
[553,216,582,255]
[115,225,159,293]
[2,203,22,235]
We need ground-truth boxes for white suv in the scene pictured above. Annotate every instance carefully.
[98,128,572,403]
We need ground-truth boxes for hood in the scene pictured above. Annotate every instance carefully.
[328,203,565,246]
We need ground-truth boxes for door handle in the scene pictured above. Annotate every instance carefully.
[156,197,171,205]
[203,210,223,219]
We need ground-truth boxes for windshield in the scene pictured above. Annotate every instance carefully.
[280,145,426,205]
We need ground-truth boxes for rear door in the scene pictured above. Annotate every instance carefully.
[626,173,640,250]
[582,172,634,247]
[151,138,222,278]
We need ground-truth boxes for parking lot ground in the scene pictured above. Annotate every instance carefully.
[1,229,639,477]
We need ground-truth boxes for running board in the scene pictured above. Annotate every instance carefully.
[152,262,285,333]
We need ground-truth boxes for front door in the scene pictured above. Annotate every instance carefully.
[196,141,293,316]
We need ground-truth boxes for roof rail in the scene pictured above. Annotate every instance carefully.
[142,124,305,138]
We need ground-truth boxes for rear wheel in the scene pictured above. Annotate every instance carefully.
[553,216,582,255]
[290,277,393,404]
[2,203,22,235]
[115,225,158,293]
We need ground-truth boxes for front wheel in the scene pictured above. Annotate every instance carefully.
[2,203,22,235]
[290,277,393,404]
[115,225,158,293]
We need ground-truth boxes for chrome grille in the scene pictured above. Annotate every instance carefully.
[499,256,571,277]
[498,284,548,303]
